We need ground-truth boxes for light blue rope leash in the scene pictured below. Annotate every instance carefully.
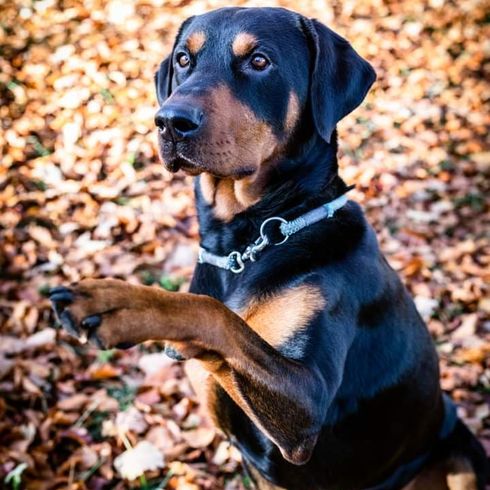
[280,193,348,236]
[198,191,350,274]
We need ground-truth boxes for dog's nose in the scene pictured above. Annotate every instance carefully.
[155,105,203,141]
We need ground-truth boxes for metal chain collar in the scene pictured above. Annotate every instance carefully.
[197,192,350,274]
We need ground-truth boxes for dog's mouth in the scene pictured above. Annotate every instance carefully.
[157,134,256,180]
[157,135,202,174]
[166,153,202,175]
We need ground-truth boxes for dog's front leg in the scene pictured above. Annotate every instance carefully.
[50,278,329,464]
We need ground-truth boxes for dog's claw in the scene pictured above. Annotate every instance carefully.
[58,309,79,337]
[81,315,102,330]
[49,287,74,304]
[49,287,75,331]
[164,344,186,361]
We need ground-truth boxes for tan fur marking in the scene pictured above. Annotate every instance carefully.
[210,176,267,222]
[446,456,478,490]
[285,91,300,133]
[239,285,326,348]
[183,359,216,429]
[186,31,206,54]
[213,178,250,221]
[232,32,257,57]
[402,455,479,490]
[199,173,217,205]
[200,171,258,221]
[402,460,449,490]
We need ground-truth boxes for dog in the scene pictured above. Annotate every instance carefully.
[50,7,489,489]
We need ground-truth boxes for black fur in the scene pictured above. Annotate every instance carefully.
[155,7,489,489]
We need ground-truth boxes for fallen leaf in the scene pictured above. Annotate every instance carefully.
[181,427,216,449]
[113,441,164,480]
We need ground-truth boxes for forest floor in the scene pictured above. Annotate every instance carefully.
[0,0,488,488]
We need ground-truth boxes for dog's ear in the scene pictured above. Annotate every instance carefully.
[300,17,376,143]
[154,16,195,105]
[154,56,172,105]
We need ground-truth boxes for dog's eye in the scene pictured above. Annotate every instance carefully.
[250,54,269,71]
[176,53,190,68]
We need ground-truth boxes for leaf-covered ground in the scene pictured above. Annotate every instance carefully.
[0,0,488,488]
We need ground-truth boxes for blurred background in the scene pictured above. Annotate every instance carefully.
[0,0,488,488]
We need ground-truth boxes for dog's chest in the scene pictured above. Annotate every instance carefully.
[192,266,325,355]
[224,283,325,356]
[184,282,326,439]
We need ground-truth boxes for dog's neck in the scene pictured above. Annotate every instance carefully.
[195,130,350,253]
[198,165,272,223]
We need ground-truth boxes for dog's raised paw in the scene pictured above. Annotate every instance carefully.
[49,286,79,337]
[49,286,104,347]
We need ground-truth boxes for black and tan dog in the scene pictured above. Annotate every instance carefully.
[50,7,488,490]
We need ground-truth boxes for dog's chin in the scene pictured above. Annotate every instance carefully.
[160,154,202,175]
[161,154,256,180]
[158,133,258,179]
[175,158,203,176]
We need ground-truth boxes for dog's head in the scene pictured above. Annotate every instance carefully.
[154,7,375,178]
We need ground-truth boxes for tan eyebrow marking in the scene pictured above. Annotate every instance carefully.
[285,91,300,133]
[186,31,206,55]
[232,32,258,57]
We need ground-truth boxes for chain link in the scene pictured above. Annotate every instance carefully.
[227,217,288,273]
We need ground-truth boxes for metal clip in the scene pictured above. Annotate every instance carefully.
[225,217,289,274]
[228,251,245,274]
[243,235,269,262]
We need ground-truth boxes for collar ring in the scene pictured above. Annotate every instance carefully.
[259,217,289,246]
